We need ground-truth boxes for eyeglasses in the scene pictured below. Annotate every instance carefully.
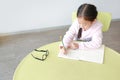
[31,49,49,61]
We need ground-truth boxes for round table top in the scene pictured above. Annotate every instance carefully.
[13,41,120,80]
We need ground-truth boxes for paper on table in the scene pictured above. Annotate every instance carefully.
[58,45,105,64]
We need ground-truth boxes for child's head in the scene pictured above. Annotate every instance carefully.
[77,3,98,30]
[77,3,98,22]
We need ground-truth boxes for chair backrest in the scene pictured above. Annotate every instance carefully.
[72,12,112,32]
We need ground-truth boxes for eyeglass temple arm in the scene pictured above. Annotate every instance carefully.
[31,54,44,61]
[34,49,47,52]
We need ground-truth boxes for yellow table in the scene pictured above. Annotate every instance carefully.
[13,41,120,80]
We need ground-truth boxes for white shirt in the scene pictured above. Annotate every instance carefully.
[63,19,103,49]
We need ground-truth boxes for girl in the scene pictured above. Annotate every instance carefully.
[60,3,103,54]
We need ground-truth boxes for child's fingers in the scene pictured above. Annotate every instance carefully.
[73,43,79,48]
[70,42,79,49]
[62,49,67,54]
[59,46,63,49]
[59,46,67,54]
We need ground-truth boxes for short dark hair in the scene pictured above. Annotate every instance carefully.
[77,3,98,21]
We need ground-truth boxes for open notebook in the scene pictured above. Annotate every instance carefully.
[58,45,105,64]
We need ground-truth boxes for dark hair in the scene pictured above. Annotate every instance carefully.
[77,3,98,21]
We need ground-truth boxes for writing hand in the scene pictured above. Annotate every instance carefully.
[59,46,67,54]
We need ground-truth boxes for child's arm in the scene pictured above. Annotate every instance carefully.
[63,20,78,48]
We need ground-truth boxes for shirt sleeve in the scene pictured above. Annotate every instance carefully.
[79,24,103,49]
[63,20,78,48]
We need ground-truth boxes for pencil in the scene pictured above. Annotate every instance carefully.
[62,40,66,50]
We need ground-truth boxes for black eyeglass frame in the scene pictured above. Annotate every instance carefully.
[31,49,49,61]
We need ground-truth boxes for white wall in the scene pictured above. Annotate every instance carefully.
[0,0,120,33]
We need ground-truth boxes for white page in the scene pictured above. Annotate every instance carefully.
[58,45,105,64]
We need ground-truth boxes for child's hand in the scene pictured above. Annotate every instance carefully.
[59,46,67,54]
[70,42,79,50]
